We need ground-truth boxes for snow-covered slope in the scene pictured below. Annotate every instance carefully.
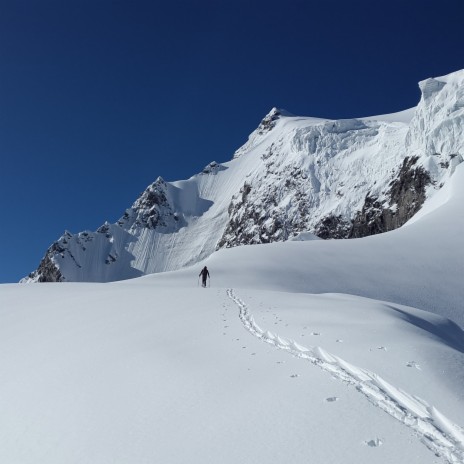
[1,164,463,463]
[2,127,464,464]
[24,69,464,283]
[2,285,463,464]
[124,161,464,327]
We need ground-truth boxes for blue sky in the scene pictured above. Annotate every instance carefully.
[1,0,463,283]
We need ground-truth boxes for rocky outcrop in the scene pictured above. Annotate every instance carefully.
[217,169,314,249]
[35,255,63,282]
[314,215,351,239]
[349,157,432,238]
[201,161,227,175]
[22,242,65,282]
[118,177,182,231]
[256,108,286,134]
[232,108,291,159]
[218,154,438,246]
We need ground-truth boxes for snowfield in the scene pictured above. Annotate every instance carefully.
[1,163,463,463]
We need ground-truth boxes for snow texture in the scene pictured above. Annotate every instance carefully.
[1,164,463,463]
[228,288,464,463]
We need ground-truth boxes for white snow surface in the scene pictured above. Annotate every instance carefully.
[23,69,464,283]
[134,163,464,327]
[6,70,464,463]
[1,164,464,463]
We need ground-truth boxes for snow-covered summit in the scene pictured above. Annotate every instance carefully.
[6,72,464,463]
[407,69,464,175]
[24,69,464,283]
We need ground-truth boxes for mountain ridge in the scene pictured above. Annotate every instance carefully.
[23,69,464,283]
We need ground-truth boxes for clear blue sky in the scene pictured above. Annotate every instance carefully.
[1,0,463,283]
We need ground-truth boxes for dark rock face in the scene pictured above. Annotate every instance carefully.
[201,161,227,175]
[105,253,117,265]
[314,215,351,239]
[35,255,63,282]
[133,179,171,229]
[349,156,432,238]
[26,243,64,282]
[218,156,434,247]
[217,183,265,248]
[257,108,283,135]
[118,177,182,231]
[217,179,311,249]
[24,231,84,282]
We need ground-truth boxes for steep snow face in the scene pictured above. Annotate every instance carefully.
[218,114,411,245]
[135,162,464,326]
[406,70,464,179]
[24,71,464,283]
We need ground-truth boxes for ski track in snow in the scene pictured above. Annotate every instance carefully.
[226,289,464,464]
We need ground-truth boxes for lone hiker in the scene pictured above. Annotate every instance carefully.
[199,266,210,287]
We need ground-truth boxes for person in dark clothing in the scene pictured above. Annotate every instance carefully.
[199,266,210,287]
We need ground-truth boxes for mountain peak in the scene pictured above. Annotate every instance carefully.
[257,107,292,135]
[22,70,464,283]
[265,107,293,118]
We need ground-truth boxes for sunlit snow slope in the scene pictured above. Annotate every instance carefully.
[5,70,464,464]
[1,164,463,464]
[24,69,464,283]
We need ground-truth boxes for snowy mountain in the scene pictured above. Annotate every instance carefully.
[4,70,464,464]
[2,162,463,463]
[23,70,464,283]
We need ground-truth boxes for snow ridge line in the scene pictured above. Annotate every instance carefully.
[226,289,464,464]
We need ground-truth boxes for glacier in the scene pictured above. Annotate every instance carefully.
[23,69,464,283]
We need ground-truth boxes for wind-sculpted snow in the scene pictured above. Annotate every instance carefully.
[24,70,464,283]
[227,289,464,463]
[408,71,464,163]
[5,281,462,463]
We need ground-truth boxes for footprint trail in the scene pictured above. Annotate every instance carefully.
[226,288,464,464]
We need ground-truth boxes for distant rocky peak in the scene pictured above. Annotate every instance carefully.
[233,108,291,159]
[257,107,292,134]
[116,176,181,231]
[96,222,111,234]
[133,176,168,211]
